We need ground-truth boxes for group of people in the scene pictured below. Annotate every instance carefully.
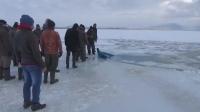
[0,14,98,111]
[65,23,97,68]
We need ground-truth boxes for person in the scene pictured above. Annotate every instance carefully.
[33,24,42,43]
[9,22,19,67]
[42,23,48,32]
[92,23,98,42]
[9,22,24,80]
[0,20,15,81]
[65,23,80,68]
[78,24,87,61]
[14,15,46,111]
[40,19,62,84]
[42,19,61,73]
[87,26,95,55]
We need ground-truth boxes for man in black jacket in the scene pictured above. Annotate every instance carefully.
[93,23,98,42]
[33,24,42,43]
[87,23,98,55]
[9,22,24,80]
[65,23,80,68]
[0,20,15,81]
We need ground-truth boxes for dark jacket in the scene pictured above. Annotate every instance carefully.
[0,26,12,57]
[92,27,97,41]
[64,28,80,51]
[9,28,18,53]
[87,28,95,43]
[64,29,71,47]
[14,30,45,68]
[33,29,42,43]
[78,30,87,48]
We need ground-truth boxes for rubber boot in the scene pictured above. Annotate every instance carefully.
[72,53,77,68]
[18,67,23,80]
[55,69,60,73]
[66,55,69,69]
[43,71,48,84]
[4,67,15,81]
[50,71,58,84]
[0,67,3,80]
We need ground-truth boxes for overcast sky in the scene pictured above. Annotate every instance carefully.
[0,0,200,27]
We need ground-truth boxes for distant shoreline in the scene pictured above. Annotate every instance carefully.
[55,27,200,32]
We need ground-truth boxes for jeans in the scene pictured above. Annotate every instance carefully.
[23,65,42,103]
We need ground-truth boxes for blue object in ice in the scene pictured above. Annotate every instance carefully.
[97,48,114,59]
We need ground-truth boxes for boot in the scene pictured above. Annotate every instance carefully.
[4,68,15,81]
[55,69,60,73]
[50,79,59,84]
[0,67,3,80]
[72,54,77,69]
[72,65,78,69]
[66,56,69,69]
[18,67,23,80]
[66,60,69,69]
[23,101,32,109]
[43,71,48,84]
[50,71,59,84]
[66,64,69,69]
[31,103,46,111]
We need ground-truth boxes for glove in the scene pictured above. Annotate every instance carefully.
[58,52,63,58]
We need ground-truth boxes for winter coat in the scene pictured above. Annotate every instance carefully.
[92,27,97,41]
[64,28,80,51]
[33,29,42,43]
[64,29,71,47]
[9,28,18,53]
[14,29,45,68]
[40,29,62,55]
[0,26,12,57]
[78,30,87,48]
[87,28,95,43]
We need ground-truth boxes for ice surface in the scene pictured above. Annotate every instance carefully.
[1,30,200,112]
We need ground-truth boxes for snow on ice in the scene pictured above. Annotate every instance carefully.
[1,30,200,112]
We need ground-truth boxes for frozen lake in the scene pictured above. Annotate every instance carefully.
[1,29,200,112]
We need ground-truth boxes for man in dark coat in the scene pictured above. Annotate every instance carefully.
[33,24,42,43]
[87,26,95,55]
[65,23,80,68]
[0,20,15,81]
[10,22,24,80]
[15,15,46,111]
[93,23,98,42]
[9,22,19,66]
[78,24,87,61]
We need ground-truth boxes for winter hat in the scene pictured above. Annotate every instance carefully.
[72,23,79,30]
[20,15,34,26]
[46,19,55,29]
[0,19,7,25]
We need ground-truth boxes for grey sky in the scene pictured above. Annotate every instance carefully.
[0,0,199,27]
